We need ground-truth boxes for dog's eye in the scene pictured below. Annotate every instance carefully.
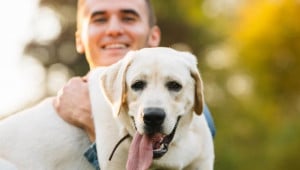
[166,81,182,92]
[131,80,146,91]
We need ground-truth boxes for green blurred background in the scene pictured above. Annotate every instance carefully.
[24,0,300,169]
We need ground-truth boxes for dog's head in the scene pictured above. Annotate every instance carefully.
[100,47,204,160]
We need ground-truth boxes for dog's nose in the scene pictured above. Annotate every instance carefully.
[143,107,166,126]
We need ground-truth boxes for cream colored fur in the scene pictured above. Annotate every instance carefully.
[90,47,214,170]
[0,98,94,170]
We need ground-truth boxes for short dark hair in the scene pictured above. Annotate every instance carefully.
[145,0,157,26]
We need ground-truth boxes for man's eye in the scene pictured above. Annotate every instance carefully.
[122,16,136,22]
[166,81,182,92]
[92,17,107,23]
[131,80,146,91]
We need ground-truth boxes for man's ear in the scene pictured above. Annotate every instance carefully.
[75,30,84,54]
[148,26,161,47]
[100,52,135,117]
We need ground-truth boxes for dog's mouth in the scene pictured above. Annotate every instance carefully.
[126,116,181,169]
[151,133,168,158]
[149,116,181,159]
[109,116,181,169]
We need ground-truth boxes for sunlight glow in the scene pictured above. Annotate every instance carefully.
[32,7,62,44]
[226,74,253,97]
[47,63,71,95]
[0,0,54,115]
[202,0,242,18]
[205,47,236,70]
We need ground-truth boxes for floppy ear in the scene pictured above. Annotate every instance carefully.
[191,67,204,115]
[100,52,135,117]
[182,52,204,115]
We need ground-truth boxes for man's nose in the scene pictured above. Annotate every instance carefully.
[106,16,124,36]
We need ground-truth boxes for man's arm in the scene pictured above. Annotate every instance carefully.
[53,77,95,142]
[53,76,100,169]
[203,104,216,138]
[84,143,100,170]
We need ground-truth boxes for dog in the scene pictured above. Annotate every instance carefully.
[0,98,94,169]
[90,47,214,170]
[0,47,214,170]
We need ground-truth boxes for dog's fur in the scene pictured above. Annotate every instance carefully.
[0,98,94,170]
[90,47,214,169]
[0,47,214,170]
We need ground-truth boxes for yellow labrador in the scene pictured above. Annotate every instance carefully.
[0,47,214,170]
[90,47,214,170]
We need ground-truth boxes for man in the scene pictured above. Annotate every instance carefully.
[53,0,215,169]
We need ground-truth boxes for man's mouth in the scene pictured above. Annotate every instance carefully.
[102,43,129,49]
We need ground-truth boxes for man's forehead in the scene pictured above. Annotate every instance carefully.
[82,0,147,14]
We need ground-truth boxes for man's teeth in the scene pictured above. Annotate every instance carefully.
[105,44,126,49]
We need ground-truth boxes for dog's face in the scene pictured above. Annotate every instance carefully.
[126,51,197,135]
[101,47,204,159]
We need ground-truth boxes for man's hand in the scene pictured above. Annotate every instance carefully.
[53,77,95,142]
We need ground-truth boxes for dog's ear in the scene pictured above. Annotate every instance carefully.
[191,67,204,115]
[100,51,135,117]
[182,52,204,115]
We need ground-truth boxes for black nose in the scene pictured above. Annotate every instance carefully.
[143,107,166,127]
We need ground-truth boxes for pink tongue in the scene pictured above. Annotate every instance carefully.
[126,133,153,170]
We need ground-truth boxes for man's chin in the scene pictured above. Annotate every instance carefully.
[100,52,128,66]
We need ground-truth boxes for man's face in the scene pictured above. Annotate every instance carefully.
[76,0,161,68]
